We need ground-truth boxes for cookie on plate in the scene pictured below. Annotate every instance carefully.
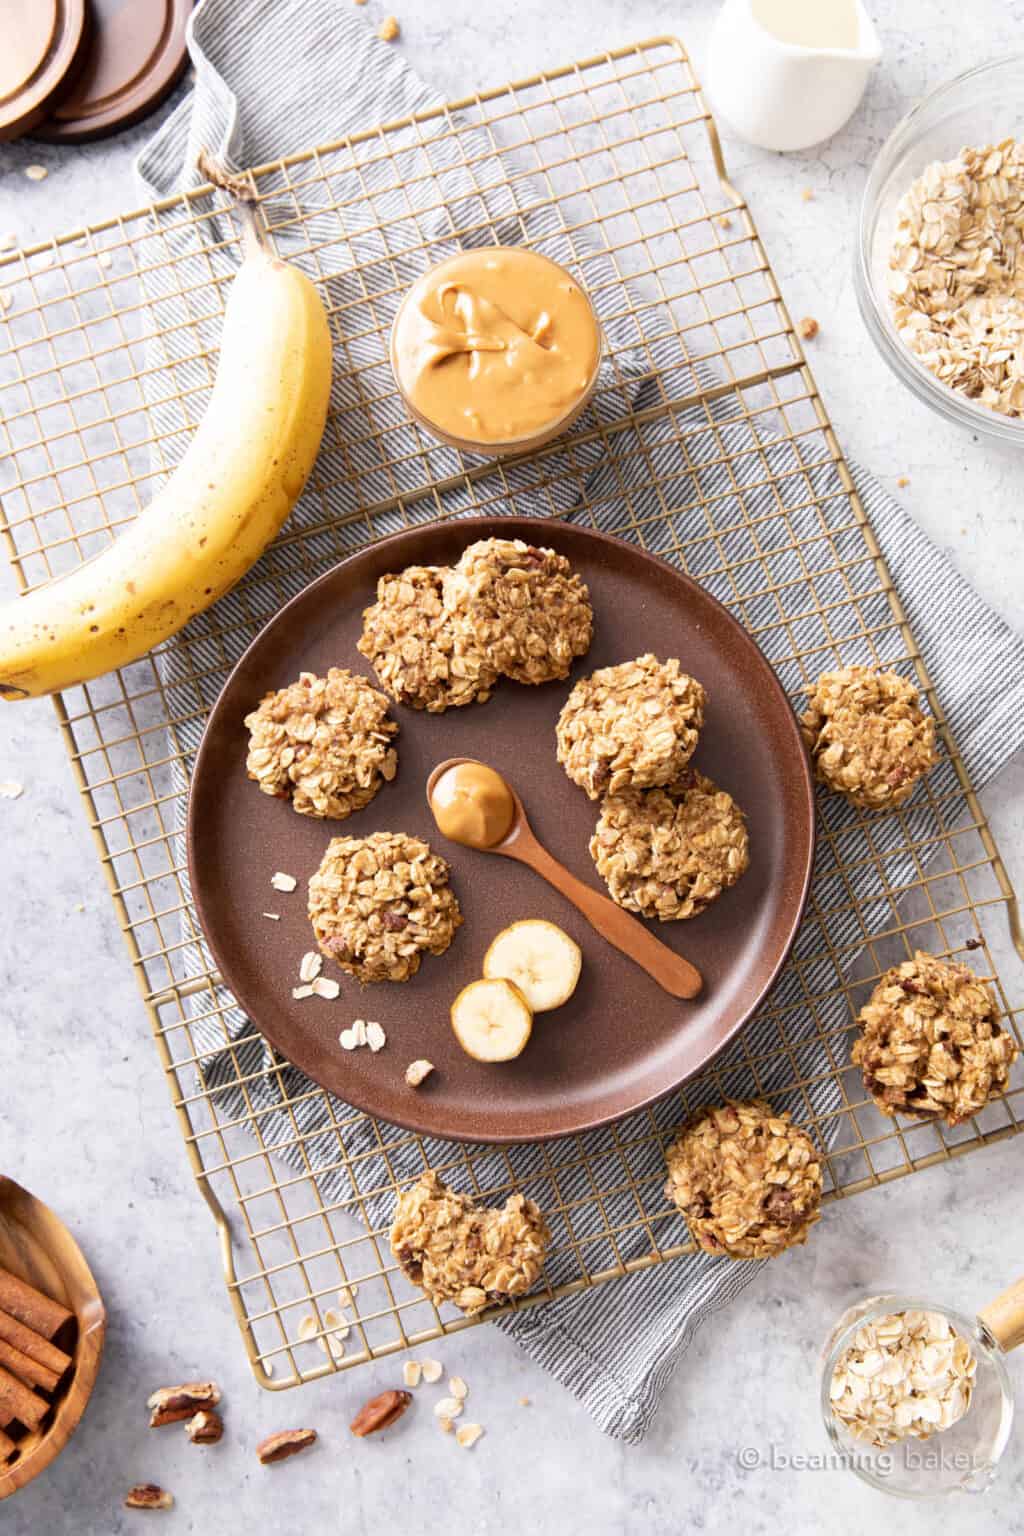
[590,769,749,920]
[390,1170,550,1313]
[357,565,498,712]
[556,653,706,798]
[800,665,937,810]
[244,667,397,820]
[308,831,462,983]
[664,1099,822,1259]
[443,537,592,685]
[853,950,1017,1125]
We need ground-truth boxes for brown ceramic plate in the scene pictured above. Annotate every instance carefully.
[187,517,814,1143]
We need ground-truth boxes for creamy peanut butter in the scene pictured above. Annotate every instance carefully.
[391,247,601,450]
[429,760,515,849]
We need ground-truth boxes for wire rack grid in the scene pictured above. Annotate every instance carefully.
[1,37,1022,1391]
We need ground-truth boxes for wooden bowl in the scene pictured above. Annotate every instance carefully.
[0,1177,105,1500]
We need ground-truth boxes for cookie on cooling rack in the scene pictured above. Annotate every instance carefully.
[664,1099,822,1259]
[853,950,1017,1126]
[800,665,937,810]
[389,1170,550,1314]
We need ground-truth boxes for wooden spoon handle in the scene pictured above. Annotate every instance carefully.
[509,837,702,1000]
[979,1276,1024,1353]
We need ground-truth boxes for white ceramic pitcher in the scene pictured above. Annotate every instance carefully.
[705,0,882,152]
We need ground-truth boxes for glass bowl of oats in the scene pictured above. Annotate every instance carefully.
[856,54,1024,442]
[820,1292,1016,1498]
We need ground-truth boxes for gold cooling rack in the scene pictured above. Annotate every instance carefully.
[2,37,1022,1390]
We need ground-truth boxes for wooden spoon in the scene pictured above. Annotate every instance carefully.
[426,757,703,1000]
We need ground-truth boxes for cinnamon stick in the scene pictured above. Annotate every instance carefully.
[0,1337,59,1394]
[0,1364,47,1430]
[0,1311,71,1377]
[0,1269,72,1340]
[0,1426,15,1460]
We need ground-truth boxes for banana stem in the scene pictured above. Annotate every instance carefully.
[195,148,271,261]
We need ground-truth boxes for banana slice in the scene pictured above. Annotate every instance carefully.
[451,978,533,1063]
[482,919,582,1012]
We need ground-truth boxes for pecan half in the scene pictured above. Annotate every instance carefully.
[349,1389,412,1436]
[124,1484,174,1510]
[147,1381,221,1427]
[256,1427,317,1465]
[185,1409,224,1445]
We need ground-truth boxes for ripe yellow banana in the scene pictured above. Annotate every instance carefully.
[0,192,332,700]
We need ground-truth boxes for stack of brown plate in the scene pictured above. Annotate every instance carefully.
[1,0,192,145]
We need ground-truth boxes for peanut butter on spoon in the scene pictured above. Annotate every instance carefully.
[426,757,702,1000]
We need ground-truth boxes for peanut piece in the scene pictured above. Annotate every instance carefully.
[124,1484,174,1510]
[349,1388,411,1436]
[256,1427,317,1464]
[147,1381,221,1427]
[185,1408,223,1444]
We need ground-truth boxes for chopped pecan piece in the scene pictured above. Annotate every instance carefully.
[185,1409,224,1444]
[124,1484,174,1510]
[349,1389,412,1436]
[147,1381,221,1427]
[256,1427,317,1464]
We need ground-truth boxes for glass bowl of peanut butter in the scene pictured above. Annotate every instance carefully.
[390,246,603,456]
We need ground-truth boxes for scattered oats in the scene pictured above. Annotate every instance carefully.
[365,1020,387,1052]
[434,1396,464,1421]
[798,315,819,340]
[354,0,367,5]
[339,1026,360,1050]
[801,186,814,201]
[262,911,281,921]
[0,781,23,799]
[420,1359,443,1384]
[97,251,112,269]
[0,234,16,252]
[318,1309,348,1360]
[292,984,314,1000]
[323,1308,349,1337]
[518,1396,530,1407]
[448,1376,468,1401]
[25,165,48,182]
[896,475,910,488]
[352,1018,368,1048]
[438,1416,454,1433]
[73,902,85,913]
[264,1360,275,1378]
[0,291,12,313]
[299,951,322,983]
[271,870,297,892]
[403,1360,422,1388]
[405,1058,434,1087]
[717,214,732,229]
[312,976,340,1000]
[456,1422,484,1448]
[337,1284,358,1306]
[298,1314,318,1342]
[378,15,400,41]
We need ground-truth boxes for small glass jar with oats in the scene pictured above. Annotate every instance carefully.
[820,1287,1020,1498]
[856,55,1024,445]
[390,246,603,456]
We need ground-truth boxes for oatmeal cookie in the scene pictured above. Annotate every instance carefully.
[244,668,397,820]
[556,654,706,798]
[357,565,498,712]
[801,666,937,810]
[443,537,592,685]
[590,769,749,920]
[664,1099,822,1259]
[853,950,1017,1126]
[307,831,462,983]
[389,1170,550,1314]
